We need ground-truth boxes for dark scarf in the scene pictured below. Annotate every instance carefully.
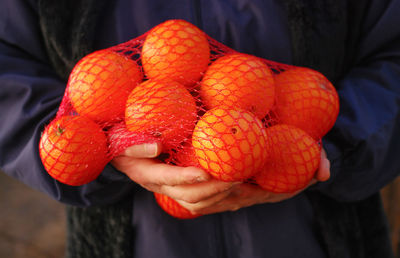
[37,0,394,257]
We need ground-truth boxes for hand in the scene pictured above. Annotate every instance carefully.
[111,143,238,204]
[176,148,331,215]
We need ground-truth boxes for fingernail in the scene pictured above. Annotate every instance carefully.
[144,143,158,157]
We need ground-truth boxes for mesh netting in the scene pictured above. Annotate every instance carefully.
[253,124,321,193]
[39,115,109,186]
[38,19,339,218]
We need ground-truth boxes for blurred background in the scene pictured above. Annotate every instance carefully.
[0,172,65,258]
[1,170,399,257]
[382,176,400,257]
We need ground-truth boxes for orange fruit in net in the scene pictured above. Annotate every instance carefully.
[125,79,197,150]
[67,49,143,123]
[274,67,339,139]
[254,124,320,193]
[142,19,210,86]
[173,142,201,167]
[199,53,275,119]
[39,115,108,186]
[192,107,268,182]
[154,193,200,219]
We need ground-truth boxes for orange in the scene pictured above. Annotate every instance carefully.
[173,142,200,167]
[142,19,210,86]
[274,67,339,139]
[67,49,143,123]
[254,124,320,193]
[199,53,275,119]
[39,115,108,186]
[125,79,197,150]
[192,107,268,182]
[154,193,200,219]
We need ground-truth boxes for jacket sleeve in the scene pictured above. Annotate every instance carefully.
[313,0,400,202]
[0,0,137,207]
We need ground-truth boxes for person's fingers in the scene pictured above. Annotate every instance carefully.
[121,142,162,158]
[126,159,211,187]
[176,186,236,213]
[161,180,240,203]
[185,181,315,215]
[191,184,266,214]
[315,148,331,182]
[115,154,240,203]
[122,157,239,203]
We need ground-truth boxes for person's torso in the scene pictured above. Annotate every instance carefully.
[93,1,328,257]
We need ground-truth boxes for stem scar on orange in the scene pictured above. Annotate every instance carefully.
[125,79,198,150]
[200,53,275,119]
[67,49,143,123]
[274,67,339,139]
[39,115,109,186]
[154,193,200,219]
[141,19,210,86]
[254,124,320,193]
[192,107,269,182]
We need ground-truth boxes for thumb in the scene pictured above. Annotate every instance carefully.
[122,142,162,158]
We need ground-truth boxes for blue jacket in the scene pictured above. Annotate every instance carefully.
[1,0,399,257]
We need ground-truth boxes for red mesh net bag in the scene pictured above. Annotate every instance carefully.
[38,19,339,217]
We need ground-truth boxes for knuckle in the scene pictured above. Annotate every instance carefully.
[209,184,225,196]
